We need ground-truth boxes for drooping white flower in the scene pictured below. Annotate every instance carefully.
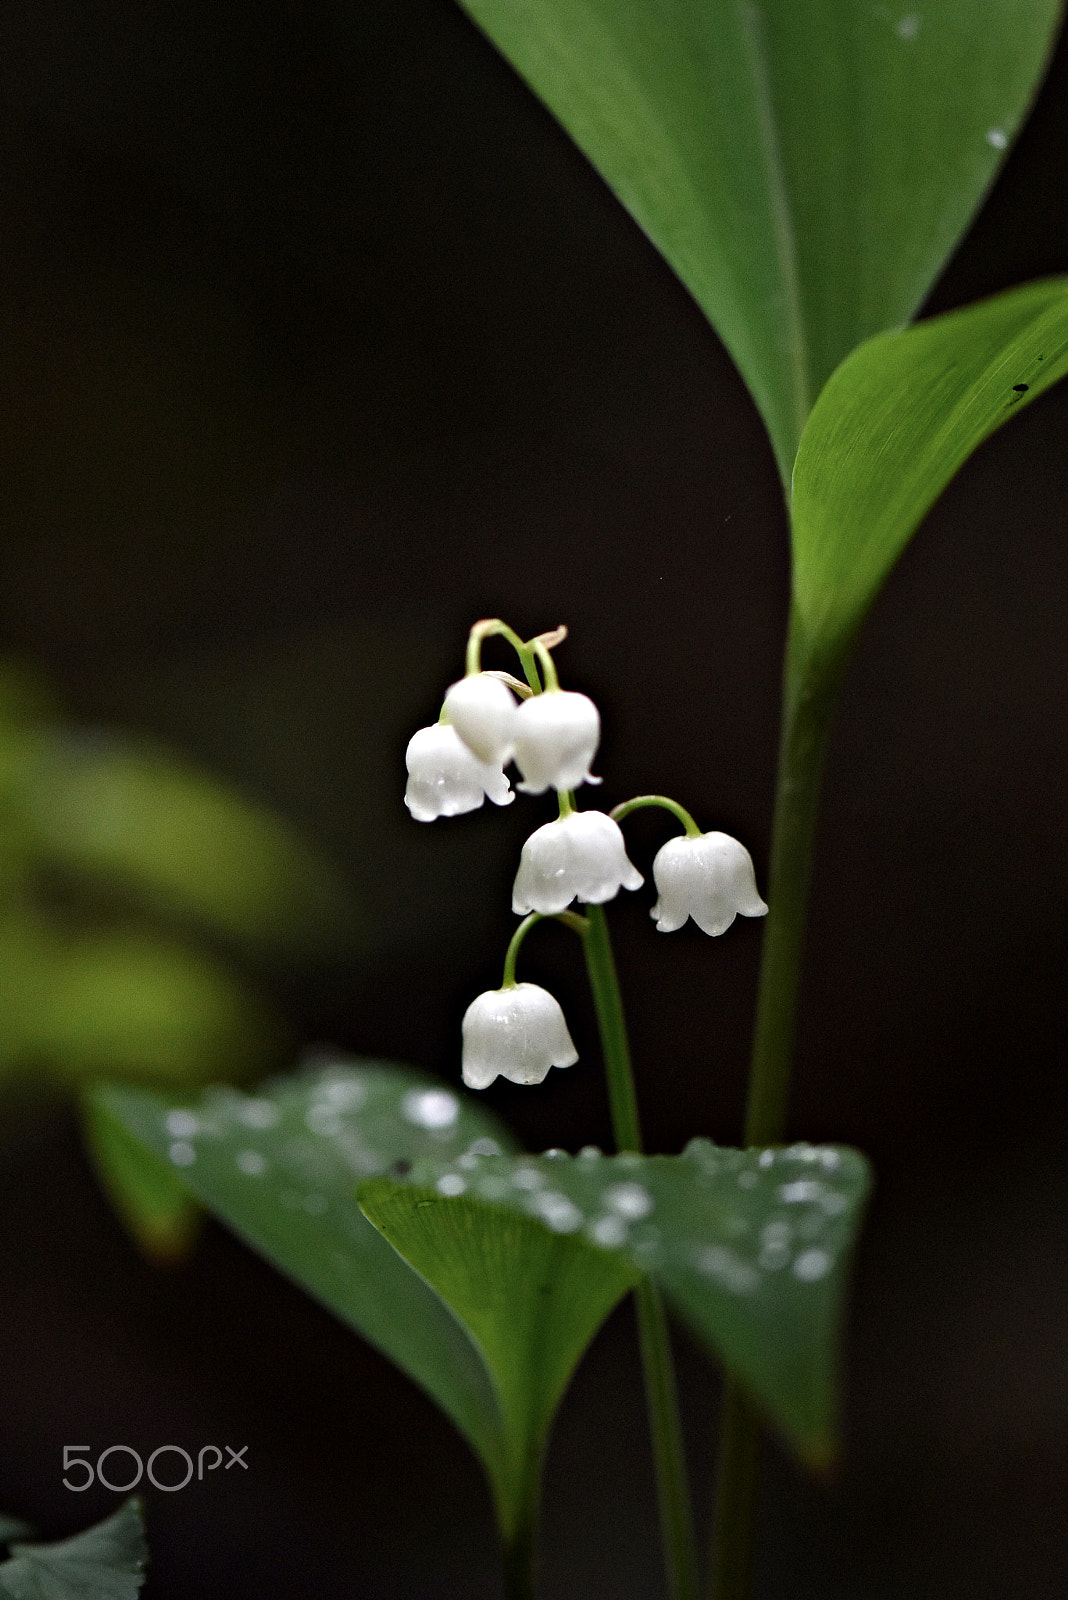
[512,810,643,914]
[461,982,578,1089]
[404,723,514,822]
[443,673,519,765]
[650,831,767,936]
[513,689,601,794]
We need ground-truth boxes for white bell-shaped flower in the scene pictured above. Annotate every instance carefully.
[462,982,579,1089]
[404,723,514,822]
[513,689,601,793]
[443,673,519,765]
[650,831,767,936]
[512,810,643,914]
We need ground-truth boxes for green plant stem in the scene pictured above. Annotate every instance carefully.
[707,606,842,1600]
[582,903,699,1600]
[501,1459,542,1600]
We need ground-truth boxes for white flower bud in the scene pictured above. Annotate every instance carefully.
[513,689,601,794]
[443,673,519,765]
[461,982,579,1089]
[650,831,767,936]
[512,810,643,914]
[404,723,514,822]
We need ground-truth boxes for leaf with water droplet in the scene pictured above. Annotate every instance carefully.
[357,1182,637,1535]
[454,0,1061,478]
[383,1137,871,1464]
[92,1059,534,1530]
[81,1093,200,1262]
[0,1498,147,1600]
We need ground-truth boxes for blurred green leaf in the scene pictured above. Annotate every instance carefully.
[81,1094,201,1261]
[0,1524,33,1552]
[93,1060,525,1521]
[456,0,1061,477]
[357,1181,637,1529]
[791,277,1068,673]
[0,1499,146,1600]
[18,927,283,1085]
[10,729,358,960]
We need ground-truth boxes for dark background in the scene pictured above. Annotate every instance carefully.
[0,2,1066,1594]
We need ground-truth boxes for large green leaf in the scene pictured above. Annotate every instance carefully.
[456,0,1061,478]
[94,1060,525,1524]
[374,1138,870,1463]
[81,1093,201,1262]
[0,1500,147,1600]
[357,1182,637,1527]
[791,277,1068,671]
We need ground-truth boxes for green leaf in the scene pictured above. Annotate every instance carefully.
[456,0,1061,477]
[81,1094,201,1262]
[791,277,1068,670]
[7,730,358,960]
[18,928,283,1085]
[92,1060,525,1523]
[0,1499,147,1600]
[357,1181,637,1528]
[387,1139,871,1464]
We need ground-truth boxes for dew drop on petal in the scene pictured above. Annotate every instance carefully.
[401,1089,459,1130]
[436,1173,467,1197]
[778,1180,822,1204]
[532,1192,584,1233]
[168,1141,196,1167]
[986,127,1008,149]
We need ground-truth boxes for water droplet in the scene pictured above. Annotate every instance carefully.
[793,1248,832,1281]
[819,1150,841,1171]
[614,1153,642,1170]
[778,1179,822,1204]
[695,1245,759,1295]
[986,127,1008,150]
[737,1170,757,1190]
[511,1166,545,1191]
[168,1141,196,1167]
[589,1214,629,1248]
[758,1241,790,1271]
[531,1191,584,1233]
[306,1105,343,1137]
[436,1173,467,1197]
[303,1193,328,1215]
[895,13,920,40]
[758,1149,774,1168]
[165,1110,199,1139]
[578,1145,603,1161]
[401,1089,459,1130]
[318,1078,367,1111]
[603,1181,653,1220]
[467,1137,502,1157]
[819,1190,849,1216]
[236,1150,267,1176]
[458,1153,479,1170]
[239,1098,280,1130]
[543,1148,566,1160]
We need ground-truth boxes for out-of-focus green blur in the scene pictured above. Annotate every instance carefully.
[0,657,359,1094]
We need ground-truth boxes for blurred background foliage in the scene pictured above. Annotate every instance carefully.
[0,1,1065,1596]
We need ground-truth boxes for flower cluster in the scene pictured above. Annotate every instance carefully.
[405,622,767,1090]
